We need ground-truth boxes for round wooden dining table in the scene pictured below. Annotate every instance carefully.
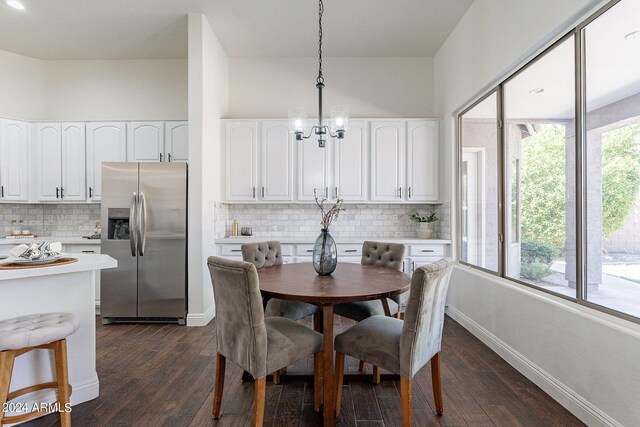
[258,262,411,427]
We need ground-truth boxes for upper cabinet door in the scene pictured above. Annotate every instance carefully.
[86,122,127,202]
[61,123,87,202]
[370,120,405,202]
[165,121,188,162]
[0,119,30,202]
[127,122,164,162]
[298,136,329,201]
[261,120,293,201]
[333,120,367,201]
[35,123,63,202]
[406,120,439,202]
[225,121,258,201]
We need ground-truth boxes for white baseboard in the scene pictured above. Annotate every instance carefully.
[186,304,216,326]
[4,375,99,426]
[445,306,622,427]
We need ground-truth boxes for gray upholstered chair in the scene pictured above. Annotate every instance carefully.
[207,257,323,426]
[241,241,319,321]
[334,241,406,322]
[334,258,454,426]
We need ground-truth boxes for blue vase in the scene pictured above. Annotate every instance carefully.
[313,228,337,276]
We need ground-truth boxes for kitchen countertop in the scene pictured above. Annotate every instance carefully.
[0,236,101,246]
[0,253,115,280]
[215,236,451,245]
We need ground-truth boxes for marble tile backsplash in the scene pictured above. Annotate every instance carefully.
[0,204,101,237]
[215,202,451,240]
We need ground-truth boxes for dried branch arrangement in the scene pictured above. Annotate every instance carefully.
[314,189,345,230]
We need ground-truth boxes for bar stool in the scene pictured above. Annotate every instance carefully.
[0,313,80,426]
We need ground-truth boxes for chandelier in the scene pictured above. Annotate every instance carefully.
[288,0,349,148]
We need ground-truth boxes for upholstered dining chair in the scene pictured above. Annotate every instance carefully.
[207,257,323,427]
[241,241,319,321]
[334,258,454,426]
[333,241,406,376]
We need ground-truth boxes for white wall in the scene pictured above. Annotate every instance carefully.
[0,49,187,121]
[0,49,46,120]
[187,13,228,326]
[44,59,187,121]
[435,0,640,426]
[228,57,434,118]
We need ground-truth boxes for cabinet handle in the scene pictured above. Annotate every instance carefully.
[306,249,314,253]
[0,186,3,197]
[160,153,163,162]
[325,187,328,198]
[56,187,60,199]
[252,187,256,199]
[81,250,95,253]
[421,249,435,253]
[231,249,241,252]
[408,187,412,198]
[412,261,416,271]
[399,187,402,198]
[335,186,339,198]
[61,187,64,199]
[345,249,357,253]
[89,187,93,198]
[168,153,172,162]
[262,187,265,198]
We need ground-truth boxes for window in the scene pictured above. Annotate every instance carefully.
[504,37,576,295]
[457,0,640,323]
[459,93,499,272]
[584,0,640,318]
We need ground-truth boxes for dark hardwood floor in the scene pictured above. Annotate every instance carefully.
[25,315,584,427]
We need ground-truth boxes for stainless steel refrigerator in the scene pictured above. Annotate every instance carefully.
[101,162,187,324]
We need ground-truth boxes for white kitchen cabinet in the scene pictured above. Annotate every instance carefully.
[35,123,62,202]
[333,120,367,201]
[298,136,330,201]
[406,120,439,202]
[225,121,258,201]
[127,121,164,162]
[0,119,30,202]
[261,120,293,201]
[370,120,405,202]
[35,123,86,202]
[165,121,188,162]
[86,122,127,202]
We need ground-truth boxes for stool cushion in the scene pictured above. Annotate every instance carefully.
[0,313,80,351]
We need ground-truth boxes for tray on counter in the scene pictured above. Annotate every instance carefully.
[0,257,78,270]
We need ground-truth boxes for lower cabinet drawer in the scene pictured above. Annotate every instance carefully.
[65,245,101,254]
[337,244,361,257]
[295,245,315,256]
[408,244,445,257]
[221,244,243,256]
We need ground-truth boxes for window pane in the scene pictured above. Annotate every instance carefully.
[585,0,640,318]
[504,37,576,296]
[460,93,499,272]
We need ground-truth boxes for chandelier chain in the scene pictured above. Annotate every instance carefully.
[317,0,324,85]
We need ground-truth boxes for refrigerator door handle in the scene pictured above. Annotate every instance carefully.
[138,192,148,256]
[129,192,138,257]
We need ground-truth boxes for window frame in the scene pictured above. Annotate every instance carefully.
[456,0,640,325]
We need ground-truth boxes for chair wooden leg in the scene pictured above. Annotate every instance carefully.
[431,352,444,415]
[334,352,345,417]
[280,367,287,375]
[252,376,266,427]
[373,365,381,385]
[54,340,72,427]
[358,360,365,372]
[396,311,402,319]
[273,370,280,385]
[313,351,323,412]
[212,353,226,419]
[0,351,16,425]
[400,377,413,427]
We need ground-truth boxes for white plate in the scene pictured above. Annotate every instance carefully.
[2,254,64,265]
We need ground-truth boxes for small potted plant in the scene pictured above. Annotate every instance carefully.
[410,210,438,239]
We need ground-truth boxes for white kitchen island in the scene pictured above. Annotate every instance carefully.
[0,254,116,418]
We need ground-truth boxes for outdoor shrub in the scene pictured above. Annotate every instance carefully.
[521,260,553,281]
[521,239,558,266]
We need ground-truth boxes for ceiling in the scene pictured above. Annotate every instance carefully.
[0,0,474,60]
